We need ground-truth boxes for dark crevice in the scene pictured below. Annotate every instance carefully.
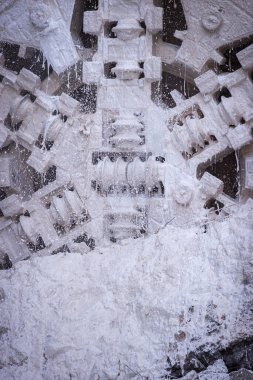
[43,166,57,186]
[51,245,70,255]
[165,337,253,378]
[83,0,99,11]
[0,190,7,201]
[69,84,97,113]
[205,152,239,199]
[104,62,117,79]
[104,22,118,38]
[79,33,98,49]
[27,236,46,252]
[0,254,13,270]
[71,0,99,35]
[71,0,99,51]
[204,198,224,214]
[162,0,187,46]
[214,87,232,104]
[215,37,253,73]
[19,90,36,102]
[152,71,199,108]
[73,233,95,250]
[0,42,52,80]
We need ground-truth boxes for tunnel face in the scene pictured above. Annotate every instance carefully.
[0,0,252,253]
[0,2,253,379]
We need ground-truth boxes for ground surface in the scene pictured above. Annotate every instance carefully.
[0,206,252,379]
